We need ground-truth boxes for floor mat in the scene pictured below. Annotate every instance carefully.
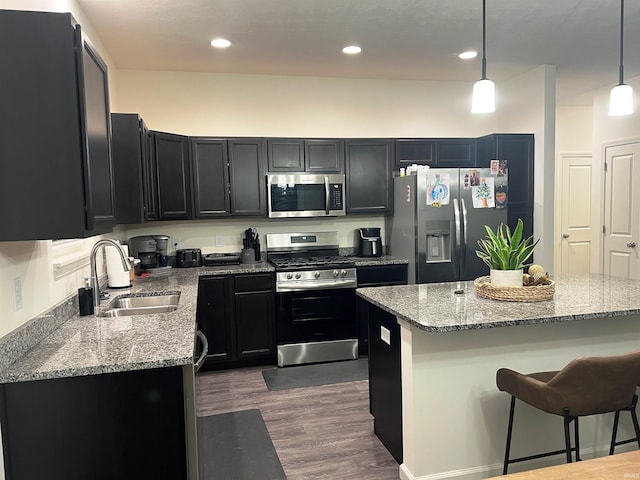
[262,358,368,391]
[197,409,286,480]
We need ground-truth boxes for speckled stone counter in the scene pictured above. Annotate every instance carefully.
[0,263,274,383]
[360,273,640,480]
[357,273,640,332]
[351,255,409,267]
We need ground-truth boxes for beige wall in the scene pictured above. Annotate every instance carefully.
[556,106,593,153]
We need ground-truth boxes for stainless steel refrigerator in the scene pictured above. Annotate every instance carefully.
[386,168,508,284]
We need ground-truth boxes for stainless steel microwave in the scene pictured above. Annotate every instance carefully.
[267,174,346,218]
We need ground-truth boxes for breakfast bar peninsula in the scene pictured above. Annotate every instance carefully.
[357,274,640,480]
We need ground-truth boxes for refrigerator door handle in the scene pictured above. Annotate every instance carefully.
[461,198,468,276]
[453,198,461,273]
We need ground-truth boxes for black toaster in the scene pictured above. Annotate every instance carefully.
[176,248,202,267]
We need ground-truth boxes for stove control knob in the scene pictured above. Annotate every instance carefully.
[294,273,301,280]
[314,271,320,279]
[286,273,293,280]
[340,269,347,277]
[333,270,339,278]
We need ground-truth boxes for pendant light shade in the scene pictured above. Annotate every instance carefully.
[609,0,633,116]
[471,0,495,113]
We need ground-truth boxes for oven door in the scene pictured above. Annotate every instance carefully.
[276,288,356,345]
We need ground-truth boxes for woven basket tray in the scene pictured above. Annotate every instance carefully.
[474,276,555,302]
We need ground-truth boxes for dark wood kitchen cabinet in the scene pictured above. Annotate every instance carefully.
[0,366,194,479]
[368,302,403,463]
[0,10,115,240]
[345,140,394,214]
[356,263,408,356]
[111,113,157,223]
[190,137,231,217]
[228,138,267,216]
[152,131,193,220]
[197,273,276,369]
[394,138,476,168]
[477,134,534,240]
[267,138,344,173]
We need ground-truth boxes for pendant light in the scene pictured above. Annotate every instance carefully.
[471,0,495,113]
[609,0,634,116]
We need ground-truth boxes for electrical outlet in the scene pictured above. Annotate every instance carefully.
[214,235,224,247]
[13,277,23,311]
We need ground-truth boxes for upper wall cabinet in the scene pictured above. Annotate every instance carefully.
[394,139,476,169]
[190,138,266,218]
[345,140,393,214]
[0,11,115,240]
[267,138,344,173]
[477,134,534,240]
[111,113,157,224]
[152,132,193,220]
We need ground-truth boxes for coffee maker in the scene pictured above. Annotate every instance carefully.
[129,236,158,270]
[356,228,383,257]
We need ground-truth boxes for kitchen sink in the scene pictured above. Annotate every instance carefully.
[99,292,180,317]
[110,294,180,309]
[100,305,178,317]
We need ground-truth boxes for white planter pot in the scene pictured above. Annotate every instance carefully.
[490,269,523,287]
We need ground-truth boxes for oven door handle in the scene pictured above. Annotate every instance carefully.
[277,281,357,293]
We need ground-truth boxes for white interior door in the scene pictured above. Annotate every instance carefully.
[558,154,593,276]
[603,142,640,279]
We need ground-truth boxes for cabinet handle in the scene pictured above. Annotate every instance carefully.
[194,330,208,373]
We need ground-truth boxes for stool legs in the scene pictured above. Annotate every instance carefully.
[502,396,516,475]
[609,394,640,454]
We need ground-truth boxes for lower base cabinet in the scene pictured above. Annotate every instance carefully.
[356,263,408,355]
[368,303,403,464]
[0,366,194,480]
[197,273,276,369]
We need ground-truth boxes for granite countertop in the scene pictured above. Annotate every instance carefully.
[0,256,406,384]
[356,273,640,332]
[350,255,409,266]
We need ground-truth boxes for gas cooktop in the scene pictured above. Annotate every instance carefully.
[268,255,355,271]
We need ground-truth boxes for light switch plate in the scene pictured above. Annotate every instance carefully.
[380,326,391,346]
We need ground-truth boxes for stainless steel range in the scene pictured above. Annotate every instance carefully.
[266,231,358,367]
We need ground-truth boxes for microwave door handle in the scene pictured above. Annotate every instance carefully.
[324,176,330,215]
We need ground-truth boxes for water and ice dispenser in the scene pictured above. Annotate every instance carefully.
[424,220,451,263]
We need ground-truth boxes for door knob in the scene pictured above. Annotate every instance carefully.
[627,242,637,248]
[562,233,570,239]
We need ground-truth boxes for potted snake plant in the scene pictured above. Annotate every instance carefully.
[476,219,539,287]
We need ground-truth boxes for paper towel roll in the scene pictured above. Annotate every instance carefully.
[106,243,131,288]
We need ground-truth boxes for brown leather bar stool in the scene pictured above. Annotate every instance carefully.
[496,351,640,475]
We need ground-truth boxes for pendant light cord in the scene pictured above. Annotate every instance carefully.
[618,0,625,85]
[481,0,487,80]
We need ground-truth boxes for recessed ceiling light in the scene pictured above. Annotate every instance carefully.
[342,45,362,55]
[211,38,231,48]
[459,51,478,60]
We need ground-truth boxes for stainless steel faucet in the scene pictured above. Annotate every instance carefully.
[89,239,133,307]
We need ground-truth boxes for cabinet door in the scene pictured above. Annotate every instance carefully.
[477,134,534,240]
[228,138,266,216]
[190,138,231,217]
[267,138,304,172]
[395,140,435,168]
[234,274,275,360]
[153,131,192,220]
[197,276,235,363]
[305,139,344,173]
[77,35,116,233]
[346,140,393,214]
[435,139,476,167]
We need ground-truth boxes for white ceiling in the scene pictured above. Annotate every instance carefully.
[77,0,640,106]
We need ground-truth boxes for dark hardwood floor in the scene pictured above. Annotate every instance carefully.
[195,366,399,479]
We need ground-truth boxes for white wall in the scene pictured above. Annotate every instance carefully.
[590,74,640,272]
[556,106,593,153]
[496,65,556,272]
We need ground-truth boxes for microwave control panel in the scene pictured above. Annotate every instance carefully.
[329,183,343,210]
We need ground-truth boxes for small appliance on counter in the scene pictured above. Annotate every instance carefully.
[106,241,131,288]
[152,234,170,267]
[176,248,202,267]
[203,253,241,266]
[356,228,383,257]
[129,236,158,270]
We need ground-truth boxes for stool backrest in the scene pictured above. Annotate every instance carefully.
[547,350,640,416]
